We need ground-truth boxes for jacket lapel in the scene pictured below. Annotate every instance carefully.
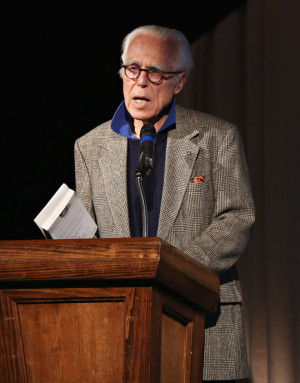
[157,107,201,240]
[99,134,131,237]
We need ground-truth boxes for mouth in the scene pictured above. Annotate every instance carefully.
[133,97,149,104]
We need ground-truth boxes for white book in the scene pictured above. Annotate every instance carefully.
[34,184,97,239]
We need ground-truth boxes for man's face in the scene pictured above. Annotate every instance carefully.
[122,34,185,134]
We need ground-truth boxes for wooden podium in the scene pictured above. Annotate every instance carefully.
[0,238,219,383]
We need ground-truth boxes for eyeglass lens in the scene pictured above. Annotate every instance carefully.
[125,65,162,83]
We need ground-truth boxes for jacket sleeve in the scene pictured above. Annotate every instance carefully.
[74,139,97,225]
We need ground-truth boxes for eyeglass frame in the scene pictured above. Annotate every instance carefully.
[121,63,183,85]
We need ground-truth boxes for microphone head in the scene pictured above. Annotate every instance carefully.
[139,124,156,175]
[140,124,156,142]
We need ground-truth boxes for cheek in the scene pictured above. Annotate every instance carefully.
[123,79,133,96]
[156,88,175,108]
[123,84,133,110]
[122,81,129,97]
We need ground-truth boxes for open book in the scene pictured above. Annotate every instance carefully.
[34,184,97,239]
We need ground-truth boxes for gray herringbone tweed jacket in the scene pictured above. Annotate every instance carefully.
[74,104,255,380]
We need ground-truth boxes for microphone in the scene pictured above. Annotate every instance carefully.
[138,124,156,176]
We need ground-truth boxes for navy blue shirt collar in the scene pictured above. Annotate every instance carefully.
[111,98,176,139]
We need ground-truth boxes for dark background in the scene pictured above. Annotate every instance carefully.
[1,1,246,240]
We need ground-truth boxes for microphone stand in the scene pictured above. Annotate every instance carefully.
[134,168,148,238]
[134,123,156,238]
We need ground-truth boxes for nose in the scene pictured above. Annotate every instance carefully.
[136,70,149,86]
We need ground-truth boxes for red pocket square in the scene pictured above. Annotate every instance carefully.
[189,175,205,184]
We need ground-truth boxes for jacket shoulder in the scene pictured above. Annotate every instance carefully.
[176,104,239,133]
[75,120,113,147]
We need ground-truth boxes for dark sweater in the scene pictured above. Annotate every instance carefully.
[127,129,170,237]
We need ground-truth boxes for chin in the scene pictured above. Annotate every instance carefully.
[131,112,154,123]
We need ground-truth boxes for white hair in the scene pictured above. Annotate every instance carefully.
[120,25,194,76]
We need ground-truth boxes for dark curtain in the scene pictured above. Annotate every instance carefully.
[177,1,300,382]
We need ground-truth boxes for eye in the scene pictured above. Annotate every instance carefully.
[149,67,162,75]
[127,64,139,74]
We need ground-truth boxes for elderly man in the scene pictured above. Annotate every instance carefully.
[75,25,255,382]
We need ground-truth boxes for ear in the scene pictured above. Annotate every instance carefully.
[174,73,186,95]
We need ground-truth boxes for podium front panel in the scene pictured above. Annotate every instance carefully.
[0,286,152,383]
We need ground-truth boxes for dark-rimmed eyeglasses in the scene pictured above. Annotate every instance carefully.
[121,63,183,84]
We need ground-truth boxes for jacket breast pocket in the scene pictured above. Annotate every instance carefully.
[181,177,214,222]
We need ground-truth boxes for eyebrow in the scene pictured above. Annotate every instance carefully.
[126,60,164,71]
